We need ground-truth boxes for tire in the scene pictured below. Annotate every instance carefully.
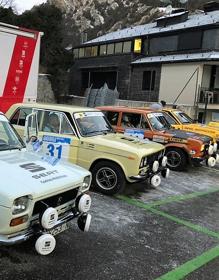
[165,148,187,171]
[91,161,126,195]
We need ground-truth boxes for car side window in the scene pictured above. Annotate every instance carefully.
[141,116,150,129]
[60,114,75,135]
[41,111,61,134]
[104,111,119,126]
[10,108,32,126]
[121,113,141,128]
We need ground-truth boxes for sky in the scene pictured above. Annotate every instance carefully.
[14,0,47,14]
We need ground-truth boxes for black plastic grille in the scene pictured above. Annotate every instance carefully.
[32,187,79,215]
[147,151,163,166]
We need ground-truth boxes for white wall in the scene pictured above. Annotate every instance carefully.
[159,63,203,106]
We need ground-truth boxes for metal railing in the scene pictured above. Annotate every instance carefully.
[199,89,219,104]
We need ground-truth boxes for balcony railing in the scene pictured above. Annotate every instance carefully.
[199,89,219,104]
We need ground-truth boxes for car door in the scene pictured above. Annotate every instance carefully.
[9,107,33,137]
[37,109,79,164]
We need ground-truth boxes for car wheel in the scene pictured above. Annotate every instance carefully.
[165,148,187,171]
[91,161,126,195]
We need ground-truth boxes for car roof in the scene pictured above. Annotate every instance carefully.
[13,103,100,113]
[97,106,157,114]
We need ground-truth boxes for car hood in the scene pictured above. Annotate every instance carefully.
[166,129,212,143]
[82,132,164,157]
[0,149,89,207]
[172,124,219,140]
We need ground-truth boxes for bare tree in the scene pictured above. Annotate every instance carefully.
[0,0,15,8]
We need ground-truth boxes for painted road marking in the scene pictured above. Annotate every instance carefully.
[147,187,219,207]
[155,245,219,280]
[202,166,219,173]
[117,187,219,208]
[117,195,219,239]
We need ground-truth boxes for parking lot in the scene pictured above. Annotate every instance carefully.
[0,163,219,280]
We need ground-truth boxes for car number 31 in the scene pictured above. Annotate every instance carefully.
[47,144,63,159]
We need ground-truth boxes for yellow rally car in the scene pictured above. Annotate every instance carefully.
[6,103,170,195]
[163,108,219,148]
[208,122,219,129]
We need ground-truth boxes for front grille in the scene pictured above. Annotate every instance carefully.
[147,151,163,166]
[32,187,79,215]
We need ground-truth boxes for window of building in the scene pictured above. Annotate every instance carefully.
[73,48,79,59]
[100,44,107,55]
[202,29,219,50]
[107,43,115,55]
[85,47,92,57]
[115,42,123,54]
[79,48,85,58]
[123,41,132,53]
[10,108,32,126]
[91,46,98,56]
[104,111,119,126]
[178,31,202,51]
[142,71,156,91]
[143,39,149,55]
[149,35,178,55]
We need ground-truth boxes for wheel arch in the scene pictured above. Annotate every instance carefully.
[89,158,127,178]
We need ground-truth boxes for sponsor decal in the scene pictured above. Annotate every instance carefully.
[169,137,188,144]
[153,135,167,143]
[42,136,71,160]
[124,129,144,140]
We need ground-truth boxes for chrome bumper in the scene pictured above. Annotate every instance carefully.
[0,211,76,245]
[129,167,167,181]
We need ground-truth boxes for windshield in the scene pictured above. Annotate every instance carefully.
[147,113,170,131]
[175,111,193,124]
[162,112,178,125]
[0,114,25,151]
[74,111,113,136]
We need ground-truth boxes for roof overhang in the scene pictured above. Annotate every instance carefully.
[131,51,219,65]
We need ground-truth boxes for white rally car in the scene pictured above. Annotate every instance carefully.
[0,112,92,255]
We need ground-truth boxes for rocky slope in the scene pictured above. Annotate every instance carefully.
[49,0,163,47]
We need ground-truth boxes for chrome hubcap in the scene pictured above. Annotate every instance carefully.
[96,167,117,190]
[166,151,181,168]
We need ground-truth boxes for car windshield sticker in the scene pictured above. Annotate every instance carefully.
[124,129,144,139]
[42,136,71,160]
[74,112,103,119]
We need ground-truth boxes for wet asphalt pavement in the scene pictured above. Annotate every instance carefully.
[0,164,219,280]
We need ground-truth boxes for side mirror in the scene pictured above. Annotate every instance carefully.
[24,112,38,144]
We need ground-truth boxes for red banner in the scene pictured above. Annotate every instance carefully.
[0,32,38,113]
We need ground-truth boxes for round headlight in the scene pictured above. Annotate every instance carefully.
[12,196,29,215]
[152,161,159,173]
[161,156,167,167]
[81,175,91,191]
[208,145,214,155]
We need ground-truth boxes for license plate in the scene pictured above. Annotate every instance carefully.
[49,222,69,236]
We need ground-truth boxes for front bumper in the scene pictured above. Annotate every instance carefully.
[0,210,77,245]
[129,166,167,182]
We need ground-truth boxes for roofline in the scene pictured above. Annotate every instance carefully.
[73,22,219,49]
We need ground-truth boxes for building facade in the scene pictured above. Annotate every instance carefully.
[70,2,219,122]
